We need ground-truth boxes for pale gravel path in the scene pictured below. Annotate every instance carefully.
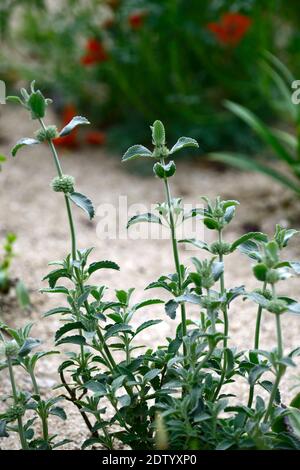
[0,105,300,449]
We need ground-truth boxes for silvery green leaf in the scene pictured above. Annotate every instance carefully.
[288,302,300,315]
[231,232,268,252]
[59,116,90,136]
[290,262,300,274]
[12,138,40,156]
[69,192,94,220]
[179,239,210,251]
[122,145,152,162]
[127,213,161,229]
[212,261,224,281]
[165,299,178,319]
[88,260,120,275]
[170,137,199,154]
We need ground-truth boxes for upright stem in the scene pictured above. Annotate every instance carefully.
[29,370,40,396]
[41,415,49,443]
[160,158,187,345]
[40,118,84,360]
[28,371,49,443]
[254,280,267,350]
[264,285,284,423]
[212,230,227,401]
[248,280,268,408]
[218,230,228,347]
[7,357,28,450]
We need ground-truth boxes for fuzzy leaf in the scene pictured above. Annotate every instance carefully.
[135,320,162,335]
[88,260,120,275]
[28,90,46,119]
[40,286,69,295]
[104,324,132,340]
[151,120,165,146]
[143,368,161,383]
[43,269,71,288]
[230,232,268,252]
[165,299,178,319]
[59,116,90,136]
[238,240,262,261]
[127,213,161,229]
[19,338,41,357]
[122,145,152,162]
[288,303,300,315]
[55,322,84,342]
[12,138,40,157]
[179,238,210,251]
[133,299,163,311]
[170,137,199,154]
[69,192,94,219]
[212,261,224,281]
[249,365,270,386]
[49,406,67,420]
[83,380,107,395]
[43,307,72,318]
[56,335,86,346]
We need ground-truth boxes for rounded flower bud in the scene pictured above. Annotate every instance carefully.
[210,241,231,256]
[51,175,75,194]
[35,125,58,142]
[152,145,169,159]
[9,403,25,420]
[254,288,272,300]
[0,340,20,359]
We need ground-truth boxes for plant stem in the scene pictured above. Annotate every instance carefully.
[254,280,268,350]
[96,327,117,370]
[29,369,40,396]
[41,414,49,443]
[59,370,99,438]
[40,118,85,361]
[218,230,228,347]
[264,285,284,423]
[7,357,27,450]
[160,158,187,347]
[248,280,268,408]
[212,230,227,401]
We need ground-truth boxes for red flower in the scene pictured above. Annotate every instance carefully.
[54,104,78,148]
[81,39,108,66]
[207,13,251,46]
[128,11,146,30]
[86,131,106,146]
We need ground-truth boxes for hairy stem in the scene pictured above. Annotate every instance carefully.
[40,118,85,361]
[248,280,268,408]
[212,229,227,401]
[161,158,187,349]
[7,357,27,450]
[264,285,284,423]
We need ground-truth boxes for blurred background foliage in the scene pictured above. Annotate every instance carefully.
[1,0,300,154]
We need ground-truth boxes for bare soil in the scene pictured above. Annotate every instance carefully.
[1,106,300,449]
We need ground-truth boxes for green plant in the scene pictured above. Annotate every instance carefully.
[0,322,68,449]
[0,232,31,311]
[2,85,300,450]
[211,52,300,195]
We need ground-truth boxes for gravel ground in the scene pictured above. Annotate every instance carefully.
[1,106,300,449]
